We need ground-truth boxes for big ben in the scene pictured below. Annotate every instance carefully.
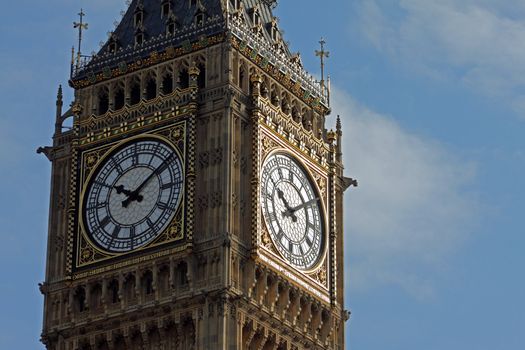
[39,1,353,349]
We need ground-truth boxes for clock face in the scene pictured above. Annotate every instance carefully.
[82,138,183,253]
[260,153,324,270]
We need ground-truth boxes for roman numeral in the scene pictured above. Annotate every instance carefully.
[111,226,121,238]
[99,216,111,228]
[161,180,182,190]
[87,202,108,211]
[131,144,139,165]
[277,167,284,180]
[307,222,318,231]
[93,180,111,189]
[157,202,177,211]
[108,226,121,249]
[146,218,155,229]
[155,155,175,175]
[129,227,136,250]
[305,236,313,247]
[109,158,124,175]
[268,212,278,222]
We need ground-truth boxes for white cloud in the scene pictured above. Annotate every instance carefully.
[357,0,525,117]
[332,88,478,300]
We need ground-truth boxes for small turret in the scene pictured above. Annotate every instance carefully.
[336,115,342,163]
[55,85,63,135]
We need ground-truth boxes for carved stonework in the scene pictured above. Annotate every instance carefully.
[199,151,210,168]
[307,259,329,288]
[260,224,275,252]
[261,135,280,159]
[315,174,327,199]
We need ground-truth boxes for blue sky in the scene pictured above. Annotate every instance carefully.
[0,0,524,348]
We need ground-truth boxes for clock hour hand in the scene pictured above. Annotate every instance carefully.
[121,155,172,208]
[114,185,132,196]
[277,188,297,222]
[116,185,144,208]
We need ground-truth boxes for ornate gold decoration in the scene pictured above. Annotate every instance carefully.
[167,213,184,240]
[255,99,330,169]
[315,174,327,198]
[232,36,329,115]
[86,154,97,168]
[169,127,183,143]
[317,267,327,285]
[261,136,279,159]
[70,34,226,89]
[260,224,278,255]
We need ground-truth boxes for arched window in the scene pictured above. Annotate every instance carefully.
[261,82,269,98]
[177,262,188,286]
[114,87,125,110]
[166,20,176,35]
[74,286,86,313]
[158,266,170,296]
[143,271,154,295]
[197,63,206,89]
[161,0,171,18]
[162,73,174,95]
[134,8,144,27]
[230,0,240,10]
[98,89,109,115]
[123,274,136,302]
[145,77,157,100]
[179,69,189,89]
[108,279,119,304]
[239,66,245,90]
[130,81,141,105]
[90,284,102,311]
[108,39,118,54]
[269,21,279,41]
[195,12,205,26]
[135,32,144,46]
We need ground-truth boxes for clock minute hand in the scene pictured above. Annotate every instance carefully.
[290,198,319,213]
[122,156,172,208]
[277,188,297,222]
[284,198,320,217]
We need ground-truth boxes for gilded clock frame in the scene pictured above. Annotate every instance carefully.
[257,125,331,294]
[74,122,188,271]
[260,148,329,274]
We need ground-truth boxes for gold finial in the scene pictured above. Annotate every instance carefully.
[72,101,83,117]
[327,129,337,145]
[315,38,330,99]
[73,8,89,71]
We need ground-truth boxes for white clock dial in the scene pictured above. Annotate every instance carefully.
[83,138,183,253]
[260,153,324,270]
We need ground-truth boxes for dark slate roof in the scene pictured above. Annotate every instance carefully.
[238,0,293,58]
[102,0,225,53]
[70,0,331,104]
[75,0,227,79]
[74,0,293,78]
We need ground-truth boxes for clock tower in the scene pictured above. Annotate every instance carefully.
[40,1,352,349]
